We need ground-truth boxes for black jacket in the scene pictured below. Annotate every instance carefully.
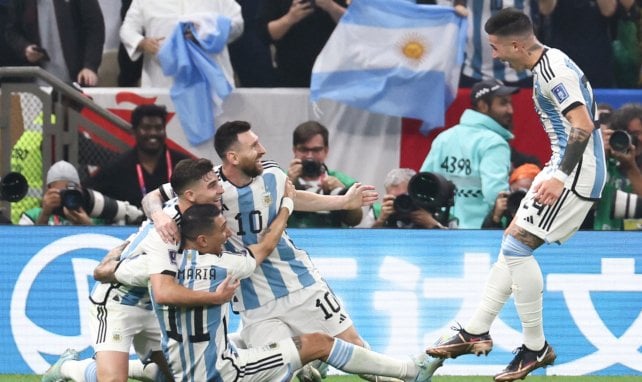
[4,0,105,80]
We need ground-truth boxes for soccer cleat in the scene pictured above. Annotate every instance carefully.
[413,354,444,382]
[297,363,322,382]
[425,324,493,359]
[494,342,556,382]
[42,348,79,382]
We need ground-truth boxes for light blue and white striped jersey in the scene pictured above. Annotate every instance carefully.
[459,0,532,83]
[152,248,257,382]
[216,161,322,311]
[531,48,606,200]
[90,198,181,310]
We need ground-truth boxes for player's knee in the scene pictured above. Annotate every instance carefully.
[299,332,334,360]
[501,234,533,258]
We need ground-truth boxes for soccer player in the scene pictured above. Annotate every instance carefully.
[42,158,238,382]
[144,120,443,381]
[425,8,606,382]
[152,202,441,382]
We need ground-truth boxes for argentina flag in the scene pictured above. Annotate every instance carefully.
[310,0,467,133]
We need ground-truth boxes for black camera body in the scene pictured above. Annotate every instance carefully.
[301,159,324,178]
[388,172,455,227]
[609,130,632,153]
[504,189,527,220]
[60,183,85,210]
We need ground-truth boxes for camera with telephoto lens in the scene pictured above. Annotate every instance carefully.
[609,130,632,153]
[58,183,144,224]
[0,172,28,202]
[389,172,455,227]
[301,159,323,178]
[611,190,642,219]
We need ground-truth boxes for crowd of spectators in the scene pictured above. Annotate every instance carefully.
[1,0,642,231]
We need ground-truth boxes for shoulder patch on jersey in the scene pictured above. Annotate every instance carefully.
[551,83,569,103]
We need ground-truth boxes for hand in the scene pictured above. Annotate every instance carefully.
[409,209,444,229]
[377,194,396,223]
[533,178,564,205]
[25,45,46,63]
[320,175,343,193]
[212,275,240,304]
[77,68,98,86]
[284,178,296,199]
[41,188,62,216]
[492,192,509,223]
[610,144,638,171]
[286,0,315,24]
[138,37,165,55]
[287,158,303,183]
[343,182,378,209]
[454,4,469,17]
[63,206,93,225]
[151,210,179,244]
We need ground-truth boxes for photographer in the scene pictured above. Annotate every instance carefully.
[18,161,98,225]
[364,168,444,229]
[286,121,363,227]
[18,161,144,226]
[593,103,642,230]
[482,163,540,229]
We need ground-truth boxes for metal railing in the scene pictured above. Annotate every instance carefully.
[0,66,132,222]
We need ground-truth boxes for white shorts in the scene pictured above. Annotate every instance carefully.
[514,184,593,244]
[216,339,302,382]
[240,282,353,347]
[89,302,161,360]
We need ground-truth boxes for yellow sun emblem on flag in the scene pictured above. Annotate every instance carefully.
[398,33,429,65]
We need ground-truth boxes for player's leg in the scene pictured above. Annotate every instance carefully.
[426,248,513,359]
[130,312,173,382]
[297,333,443,382]
[88,303,147,382]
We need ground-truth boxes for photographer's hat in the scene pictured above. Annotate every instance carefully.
[46,160,80,185]
[471,79,519,104]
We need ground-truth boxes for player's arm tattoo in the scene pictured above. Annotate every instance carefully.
[559,127,591,175]
[292,336,303,351]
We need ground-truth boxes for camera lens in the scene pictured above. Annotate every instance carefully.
[609,130,632,152]
[60,184,84,210]
[301,159,323,178]
[0,172,28,202]
[393,193,417,214]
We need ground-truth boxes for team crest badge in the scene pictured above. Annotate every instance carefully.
[262,191,272,207]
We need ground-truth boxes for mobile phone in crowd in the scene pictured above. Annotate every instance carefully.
[33,46,50,62]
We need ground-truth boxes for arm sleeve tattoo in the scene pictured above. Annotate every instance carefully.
[559,127,591,175]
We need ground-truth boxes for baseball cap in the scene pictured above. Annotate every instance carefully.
[46,160,80,185]
[470,79,519,104]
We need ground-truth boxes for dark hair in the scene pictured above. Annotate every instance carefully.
[610,103,642,132]
[181,204,221,241]
[131,104,168,129]
[214,120,252,160]
[485,7,533,37]
[293,121,329,147]
[170,158,214,195]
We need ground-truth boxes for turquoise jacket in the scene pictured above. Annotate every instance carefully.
[420,109,513,229]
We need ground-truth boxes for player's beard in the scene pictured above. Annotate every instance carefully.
[239,157,263,178]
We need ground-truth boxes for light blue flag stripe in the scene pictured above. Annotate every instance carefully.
[343,0,459,29]
[310,0,467,133]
